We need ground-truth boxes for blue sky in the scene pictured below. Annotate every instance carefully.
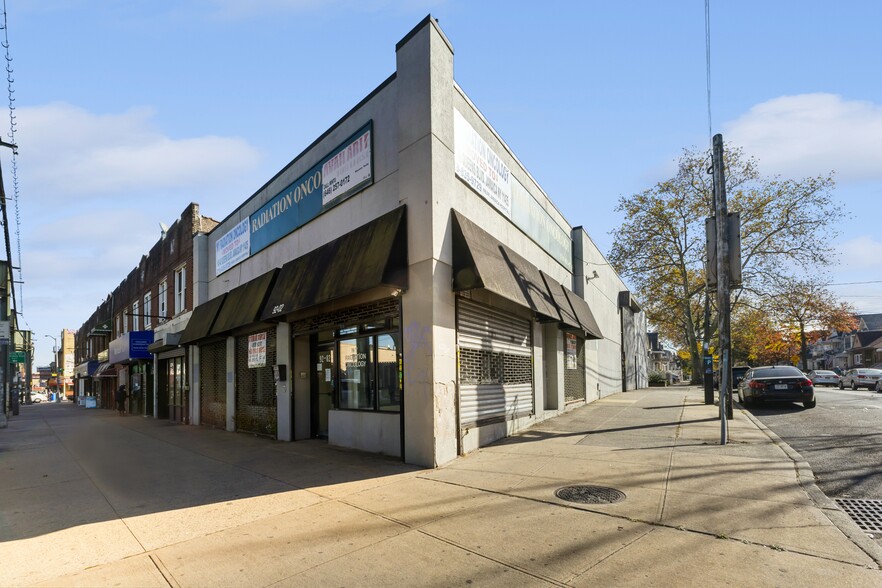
[6,1,881,366]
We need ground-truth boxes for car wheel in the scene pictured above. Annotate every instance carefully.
[839,380,844,390]
[804,399,816,409]
[851,380,857,390]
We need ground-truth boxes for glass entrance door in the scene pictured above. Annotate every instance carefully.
[313,344,335,438]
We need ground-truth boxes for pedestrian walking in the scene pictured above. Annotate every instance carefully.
[115,385,127,416]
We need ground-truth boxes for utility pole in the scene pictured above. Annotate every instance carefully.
[712,134,733,441]
[702,296,713,404]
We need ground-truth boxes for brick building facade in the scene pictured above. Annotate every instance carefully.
[74,203,217,415]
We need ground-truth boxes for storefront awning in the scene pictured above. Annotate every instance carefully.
[210,268,279,336]
[179,294,227,345]
[451,210,559,321]
[261,206,408,321]
[540,271,581,330]
[75,360,100,378]
[147,331,182,353]
[563,287,603,340]
[108,330,155,364]
[92,362,118,378]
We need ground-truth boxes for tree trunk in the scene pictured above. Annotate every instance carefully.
[799,320,808,371]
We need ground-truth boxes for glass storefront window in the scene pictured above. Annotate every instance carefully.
[338,337,374,410]
[377,333,400,411]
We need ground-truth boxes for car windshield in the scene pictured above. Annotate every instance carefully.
[858,369,882,375]
[814,371,835,376]
[752,367,804,378]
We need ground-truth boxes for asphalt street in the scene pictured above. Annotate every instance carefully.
[745,386,882,545]
[747,386,882,500]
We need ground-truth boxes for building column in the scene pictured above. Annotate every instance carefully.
[396,17,457,467]
[226,336,235,432]
[275,322,293,441]
[189,345,201,425]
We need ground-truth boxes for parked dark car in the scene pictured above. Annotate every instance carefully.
[713,365,751,389]
[737,365,816,409]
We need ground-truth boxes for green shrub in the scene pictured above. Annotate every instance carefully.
[648,371,667,384]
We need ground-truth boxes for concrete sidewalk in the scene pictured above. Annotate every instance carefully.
[2,387,881,587]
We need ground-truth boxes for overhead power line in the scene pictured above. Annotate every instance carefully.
[828,280,882,286]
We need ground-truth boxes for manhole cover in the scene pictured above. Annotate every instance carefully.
[555,485,626,504]
[836,498,882,533]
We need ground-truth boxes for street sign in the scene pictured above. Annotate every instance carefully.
[9,351,26,363]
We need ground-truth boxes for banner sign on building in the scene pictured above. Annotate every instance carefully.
[322,127,372,205]
[454,109,572,271]
[215,122,374,275]
[454,109,512,218]
[215,218,251,275]
[248,333,267,368]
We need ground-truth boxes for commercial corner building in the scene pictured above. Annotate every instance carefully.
[170,16,647,468]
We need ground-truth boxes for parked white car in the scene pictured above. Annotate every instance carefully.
[839,368,882,390]
[29,391,48,403]
[808,370,840,387]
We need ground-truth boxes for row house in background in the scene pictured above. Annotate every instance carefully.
[807,313,882,371]
[74,204,218,418]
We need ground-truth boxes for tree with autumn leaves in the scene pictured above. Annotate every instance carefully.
[608,144,853,382]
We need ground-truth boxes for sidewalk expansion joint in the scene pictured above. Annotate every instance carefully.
[148,554,179,588]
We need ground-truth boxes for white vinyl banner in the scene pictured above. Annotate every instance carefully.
[322,129,372,206]
[454,109,512,218]
[215,218,251,275]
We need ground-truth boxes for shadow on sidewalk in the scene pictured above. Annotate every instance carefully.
[1,403,422,543]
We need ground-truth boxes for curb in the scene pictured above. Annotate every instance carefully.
[737,403,882,568]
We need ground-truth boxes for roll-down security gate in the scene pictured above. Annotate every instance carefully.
[457,298,533,426]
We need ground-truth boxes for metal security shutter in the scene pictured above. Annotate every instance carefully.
[564,335,586,403]
[235,329,277,437]
[457,298,533,426]
[200,341,227,429]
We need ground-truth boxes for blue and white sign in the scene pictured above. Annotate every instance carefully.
[215,218,250,274]
[214,122,373,275]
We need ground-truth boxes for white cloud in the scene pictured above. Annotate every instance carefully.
[724,93,882,181]
[837,235,882,271]
[17,102,261,199]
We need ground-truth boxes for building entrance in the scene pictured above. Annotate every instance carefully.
[311,343,335,438]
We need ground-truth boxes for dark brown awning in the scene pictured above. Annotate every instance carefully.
[210,269,279,336]
[563,287,603,340]
[261,206,408,321]
[179,293,227,345]
[540,271,580,331]
[451,210,559,321]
